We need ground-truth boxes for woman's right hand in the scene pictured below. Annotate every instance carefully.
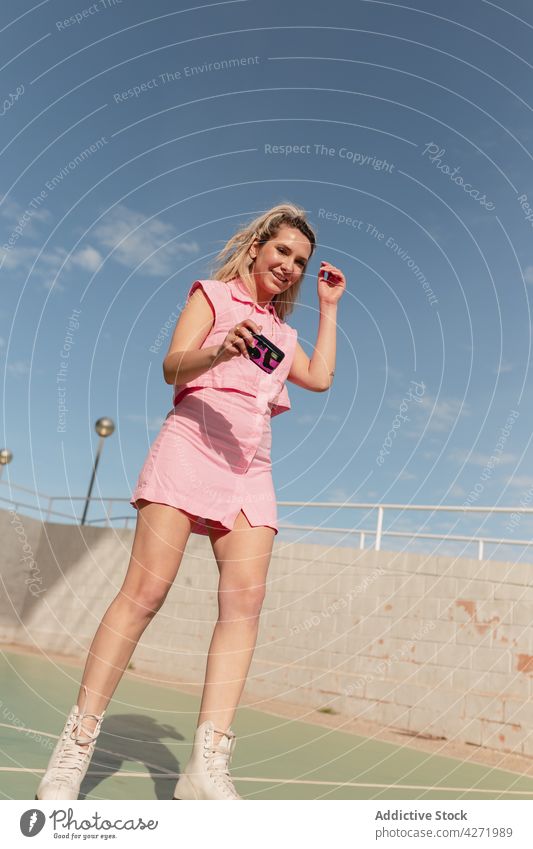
[213,319,263,364]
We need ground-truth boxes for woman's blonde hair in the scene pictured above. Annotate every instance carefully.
[207,203,316,321]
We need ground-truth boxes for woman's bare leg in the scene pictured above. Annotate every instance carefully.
[199,510,274,742]
[74,500,194,735]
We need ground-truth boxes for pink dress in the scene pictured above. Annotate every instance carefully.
[129,276,298,536]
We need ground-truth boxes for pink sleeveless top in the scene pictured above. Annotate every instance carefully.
[173,277,298,417]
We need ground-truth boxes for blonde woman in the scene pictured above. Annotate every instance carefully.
[36,203,346,801]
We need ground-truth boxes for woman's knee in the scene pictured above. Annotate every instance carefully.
[116,583,169,619]
[217,583,266,622]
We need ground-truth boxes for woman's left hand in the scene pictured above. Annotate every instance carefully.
[318,261,346,305]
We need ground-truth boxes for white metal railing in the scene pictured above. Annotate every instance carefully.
[1,480,533,561]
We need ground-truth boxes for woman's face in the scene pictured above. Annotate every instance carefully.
[249,225,312,299]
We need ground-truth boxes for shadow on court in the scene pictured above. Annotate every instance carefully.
[79,715,184,800]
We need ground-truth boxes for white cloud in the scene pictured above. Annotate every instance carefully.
[398,470,416,480]
[402,395,469,439]
[523,265,533,284]
[326,487,353,502]
[0,245,41,271]
[379,365,405,383]
[6,359,31,376]
[0,195,200,289]
[39,246,69,267]
[493,360,514,375]
[42,277,66,294]
[92,204,200,277]
[0,193,51,226]
[420,394,470,433]
[125,413,166,432]
[69,245,102,272]
[296,412,341,424]
[503,475,533,489]
[0,245,68,293]
[450,449,517,467]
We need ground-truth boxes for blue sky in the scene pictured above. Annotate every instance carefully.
[1,0,533,559]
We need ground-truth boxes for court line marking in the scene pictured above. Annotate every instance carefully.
[3,721,533,795]
[1,768,533,795]
[3,721,533,796]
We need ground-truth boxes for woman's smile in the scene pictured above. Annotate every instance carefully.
[269,270,288,285]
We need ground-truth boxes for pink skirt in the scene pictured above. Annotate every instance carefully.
[130,386,278,536]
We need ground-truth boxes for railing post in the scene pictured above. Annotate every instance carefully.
[375,506,383,551]
[478,538,484,561]
[45,497,53,522]
[106,500,113,528]
[360,531,365,550]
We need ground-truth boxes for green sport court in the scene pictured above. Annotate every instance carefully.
[1,649,533,801]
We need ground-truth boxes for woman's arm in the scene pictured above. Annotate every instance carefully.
[162,288,218,385]
[287,304,338,392]
[287,260,345,392]
[162,287,262,386]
